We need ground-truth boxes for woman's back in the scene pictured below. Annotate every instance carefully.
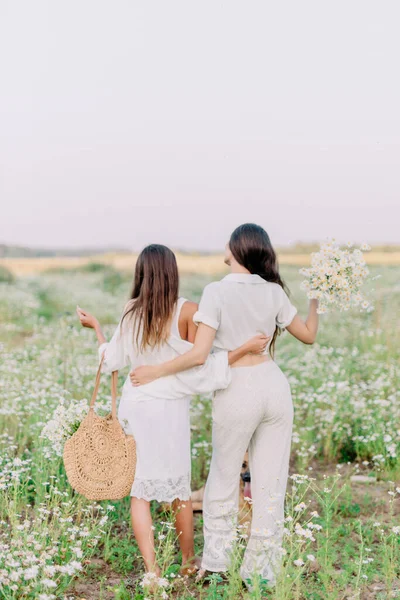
[102,297,189,371]
[194,273,297,353]
[130,297,191,367]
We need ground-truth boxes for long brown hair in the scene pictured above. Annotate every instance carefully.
[229,223,289,357]
[122,244,179,352]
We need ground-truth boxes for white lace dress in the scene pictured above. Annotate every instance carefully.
[98,297,231,502]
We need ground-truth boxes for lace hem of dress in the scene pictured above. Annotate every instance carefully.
[131,476,191,502]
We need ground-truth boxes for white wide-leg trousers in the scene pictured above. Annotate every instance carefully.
[201,360,294,584]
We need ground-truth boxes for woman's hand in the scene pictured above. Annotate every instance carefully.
[130,365,161,386]
[243,334,270,355]
[76,306,99,330]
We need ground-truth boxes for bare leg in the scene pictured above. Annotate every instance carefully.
[172,499,197,572]
[130,497,160,575]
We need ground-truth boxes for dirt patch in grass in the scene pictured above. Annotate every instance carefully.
[69,558,125,600]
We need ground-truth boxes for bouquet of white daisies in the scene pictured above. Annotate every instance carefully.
[300,240,372,314]
[41,398,89,458]
[41,395,112,458]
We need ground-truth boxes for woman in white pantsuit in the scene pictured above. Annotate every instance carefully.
[131,224,319,586]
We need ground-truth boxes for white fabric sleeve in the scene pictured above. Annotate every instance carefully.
[276,288,297,329]
[176,350,232,394]
[193,283,220,330]
[167,334,231,394]
[98,318,131,373]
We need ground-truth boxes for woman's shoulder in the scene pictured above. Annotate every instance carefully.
[119,300,136,330]
[122,299,135,313]
[202,280,223,297]
[204,280,221,290]
[268,283,293,307]
[180,299,198,320]
[265,281,285,294]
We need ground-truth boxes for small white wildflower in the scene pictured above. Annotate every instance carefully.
[294,559,304,567]
[24,566,39,580]
[41,579,57,589]
[392,526,400,534]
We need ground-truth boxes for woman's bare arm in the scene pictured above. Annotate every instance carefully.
[227,336,269,364]
[130,318,269,386]
[76,306,106,345]
[134,322,218,382]
[286,299,319,344]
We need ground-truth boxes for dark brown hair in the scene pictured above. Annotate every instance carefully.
[122,244,179,352]
[229,223,289,357]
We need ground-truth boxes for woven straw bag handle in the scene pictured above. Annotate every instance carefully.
[89,353,118,420]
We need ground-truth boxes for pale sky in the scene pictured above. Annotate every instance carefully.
[1,1,399,251]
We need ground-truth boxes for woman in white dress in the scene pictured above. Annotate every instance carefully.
[76,244,268,580]
[130,225,319,587]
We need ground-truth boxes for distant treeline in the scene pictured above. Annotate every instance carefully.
[0,244,130,258]
[1,242,400,258]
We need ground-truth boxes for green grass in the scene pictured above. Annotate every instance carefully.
[0,266,399,599]
[0,265,14,283]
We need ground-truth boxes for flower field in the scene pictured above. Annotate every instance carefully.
[0,264,399,599]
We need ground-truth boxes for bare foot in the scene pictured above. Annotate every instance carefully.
[195,568,207,582]
[180,556,201,576]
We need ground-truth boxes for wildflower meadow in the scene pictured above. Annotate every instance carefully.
[0,262,399,599]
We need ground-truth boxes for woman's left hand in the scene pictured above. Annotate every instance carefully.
[130,365,160,386]
[244,334,270,355]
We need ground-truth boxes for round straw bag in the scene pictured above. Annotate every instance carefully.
[63,355,136,501]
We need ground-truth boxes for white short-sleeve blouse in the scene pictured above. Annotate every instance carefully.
[193,273,297,353]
